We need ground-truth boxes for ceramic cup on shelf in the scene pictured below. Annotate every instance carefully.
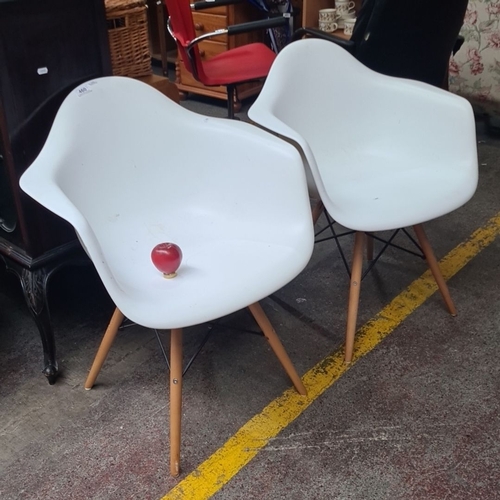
[319,8,339,32]
[335,0,355,17]
[319,8,338,24]
[338,9,355,28]
[343,17,356,35]
[319,19,339,33]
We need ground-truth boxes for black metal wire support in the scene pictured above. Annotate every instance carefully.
[154,325,218,376]
[154,328,171,370]
[314,211,353,275]
[118,317,136,330]
[313,207,427,283]
[361,229,400,280]
[402,228,425,257]
[366,230,425,259]
[154,319,264,377]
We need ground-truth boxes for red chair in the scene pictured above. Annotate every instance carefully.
[165,0,288,118]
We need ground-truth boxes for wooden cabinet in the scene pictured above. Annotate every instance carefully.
[175,0,265,104]
[0,0,111,384]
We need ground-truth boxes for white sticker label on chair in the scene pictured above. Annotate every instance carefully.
[37,67,48,75]
[76,81,98,97]
[76,85,92,97]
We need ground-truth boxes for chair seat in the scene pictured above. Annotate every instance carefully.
[201,43,276,86]
[318,154,477,232]
[102,236,305,330]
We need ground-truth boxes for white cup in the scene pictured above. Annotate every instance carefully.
[335,0,355,16]
[343,17,356,35]
[319,8,338,23]
[338,9,355,28]
[319,19,339,32]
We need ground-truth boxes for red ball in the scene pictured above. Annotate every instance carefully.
[151,242,183,278]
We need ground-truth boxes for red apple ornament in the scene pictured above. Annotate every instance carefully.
[151,242,183,279]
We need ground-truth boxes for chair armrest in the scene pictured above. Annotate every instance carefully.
[186,16,289,51]
[292,27,355,54]
[227,16,289,36]
[186,14,290,58]
[191,0,243,11]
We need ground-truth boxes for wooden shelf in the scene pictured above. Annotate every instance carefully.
[328,29,351,40]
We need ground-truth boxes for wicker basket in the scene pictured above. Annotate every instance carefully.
[105,0,152,78]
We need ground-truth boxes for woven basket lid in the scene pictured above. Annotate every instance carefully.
[105,0,146,14]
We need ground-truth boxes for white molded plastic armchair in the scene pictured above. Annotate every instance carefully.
[248,38,478,363]
[20,76,314,476]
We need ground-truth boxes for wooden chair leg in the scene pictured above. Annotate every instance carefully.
[366,234,374,261]
[170,328,183,477]
[311,200,324,225]
[345,231,365,363]
[248,302,307,396]
[413,224,457,316]
[84,307,124,390]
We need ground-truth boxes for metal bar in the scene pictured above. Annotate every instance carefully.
[118,317,136,330]
[182,325,217,376]
[402,227,425,257]
[361,230,400,280]
[368,232,425,259]
[154,329,170,370]
[325,211,351,275]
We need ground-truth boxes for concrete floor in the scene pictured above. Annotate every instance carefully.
[1,92,500,500]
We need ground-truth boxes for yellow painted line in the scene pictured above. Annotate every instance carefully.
[162,212,500,500]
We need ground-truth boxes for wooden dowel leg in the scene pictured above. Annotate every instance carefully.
[84,307,124,390]
[248,302,307,396]
[413,224,457,316]
[170,328,183,477]
[345,232,364,363]
[366,234,374,261]
[311,200,324,225]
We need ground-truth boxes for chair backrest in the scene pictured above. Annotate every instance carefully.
[164,0,207,82]
[350,0,469,87]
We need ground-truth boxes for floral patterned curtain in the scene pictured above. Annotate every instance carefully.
[449,0,500,119]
